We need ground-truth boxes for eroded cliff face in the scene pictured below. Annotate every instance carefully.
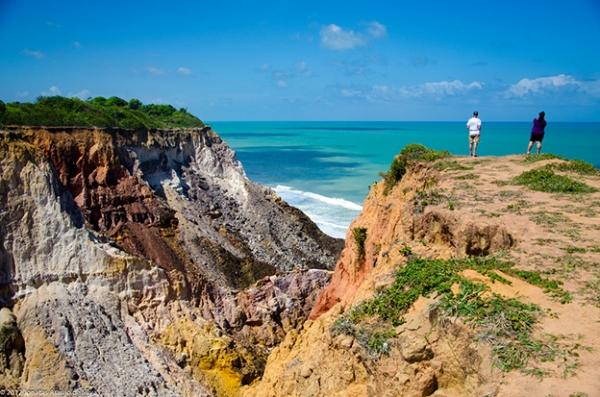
[243,156,600,397]
[0,126,342,396]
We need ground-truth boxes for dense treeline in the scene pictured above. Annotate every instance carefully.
[0,96,204,129]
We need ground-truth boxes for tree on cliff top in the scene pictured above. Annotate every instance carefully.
[0,96,204,129]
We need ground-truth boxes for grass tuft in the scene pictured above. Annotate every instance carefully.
[524,153,564,163]
[332,256,572,369]
[434,160,473,171]
[454,173,479,180]
[547,160,598,176]
[381,144,449,195]
[562,246,587,254]
[352,227,367,260]
[514,270,572,303]
[331,318,394,357]
[514,168,596,194]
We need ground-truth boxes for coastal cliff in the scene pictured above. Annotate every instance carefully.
[243,152,600,397]
[2,125,599,396]
[0,125,342,396]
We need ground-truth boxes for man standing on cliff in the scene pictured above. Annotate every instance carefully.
[466,111,482,158]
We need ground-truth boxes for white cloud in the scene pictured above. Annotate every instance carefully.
[295,61,307,72]
[506,74,580,97]
[41,86,61,96]
[582,79,600,96]
[259,61,311,87]
[320,24,366,50]
[295,60,312,77]
[337,79,483,102]
[290,32,314,43]
[370,85,394,100]
[68,89,91,99]
[146,66,164,76]
[23,49,45,59]
[16,91,29,99]
[367,21,387,38]
[177,66,192,75]
[340,88,362,98]
[320,22,386,51]
[421,80,483,96]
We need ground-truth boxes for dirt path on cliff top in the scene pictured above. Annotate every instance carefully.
[245,154,600,397]
[436,155,600,396]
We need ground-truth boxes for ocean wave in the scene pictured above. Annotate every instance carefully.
[274,185,363,211]
[273,185,361,239]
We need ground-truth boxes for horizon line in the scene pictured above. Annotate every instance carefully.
[207,120,600,123]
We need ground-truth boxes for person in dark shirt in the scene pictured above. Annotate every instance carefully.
[527,111,547,155]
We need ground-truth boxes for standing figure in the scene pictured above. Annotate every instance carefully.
[527,111,547,155]
[466,111,482,157]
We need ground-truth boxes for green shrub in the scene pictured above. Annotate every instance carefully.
[524,153,564,163]
[399,244,413,257]
[514,270,572,303]
[351,258,457,326]
[0,96,204,128]
[514,168,596,193]
[524,153,597,175]
[331,317,394,357]
[442,286,543,371]
[128,98,143,110]
[381,144,449,195]
[89,96,107,105]
[548,160,598,176]
[143,103,177,117]
[105,96,128,107]
[413,189,447,213]
[364,329,394,356]
[337,256,572,370]
[352,227,367,259]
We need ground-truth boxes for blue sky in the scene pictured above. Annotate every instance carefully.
[1,0,600,121]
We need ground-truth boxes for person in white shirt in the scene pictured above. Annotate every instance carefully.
[466,111,482,157]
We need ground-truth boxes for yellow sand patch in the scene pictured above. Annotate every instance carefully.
[159,318,245,397]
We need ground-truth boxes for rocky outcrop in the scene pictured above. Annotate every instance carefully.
[243,298,495,397]
[0,126,342,396]
[310,165,516,319]
[0,308,24,390]
[244,155,600,397]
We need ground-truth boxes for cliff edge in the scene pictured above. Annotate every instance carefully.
[0,125,342,396]
[243,150,600,397]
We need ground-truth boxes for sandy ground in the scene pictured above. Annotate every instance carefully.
[436,155,600,397]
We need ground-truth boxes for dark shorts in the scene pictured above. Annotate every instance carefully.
[530,133,544,142]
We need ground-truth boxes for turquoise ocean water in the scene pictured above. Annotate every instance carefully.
[211,121,600,238]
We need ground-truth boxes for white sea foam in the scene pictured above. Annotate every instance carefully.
[273,185,362,239]
[274,185,363,211]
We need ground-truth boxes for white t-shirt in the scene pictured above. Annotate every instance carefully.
[467,117,481,136]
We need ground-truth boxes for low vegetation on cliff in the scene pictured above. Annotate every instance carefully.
[352,227,367,259]
[380,144,449,195]
[0,96,204,128]
[514,168,597,193]
[516,155,598,193]
[245,144,600,397]
[332,256,575,371]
